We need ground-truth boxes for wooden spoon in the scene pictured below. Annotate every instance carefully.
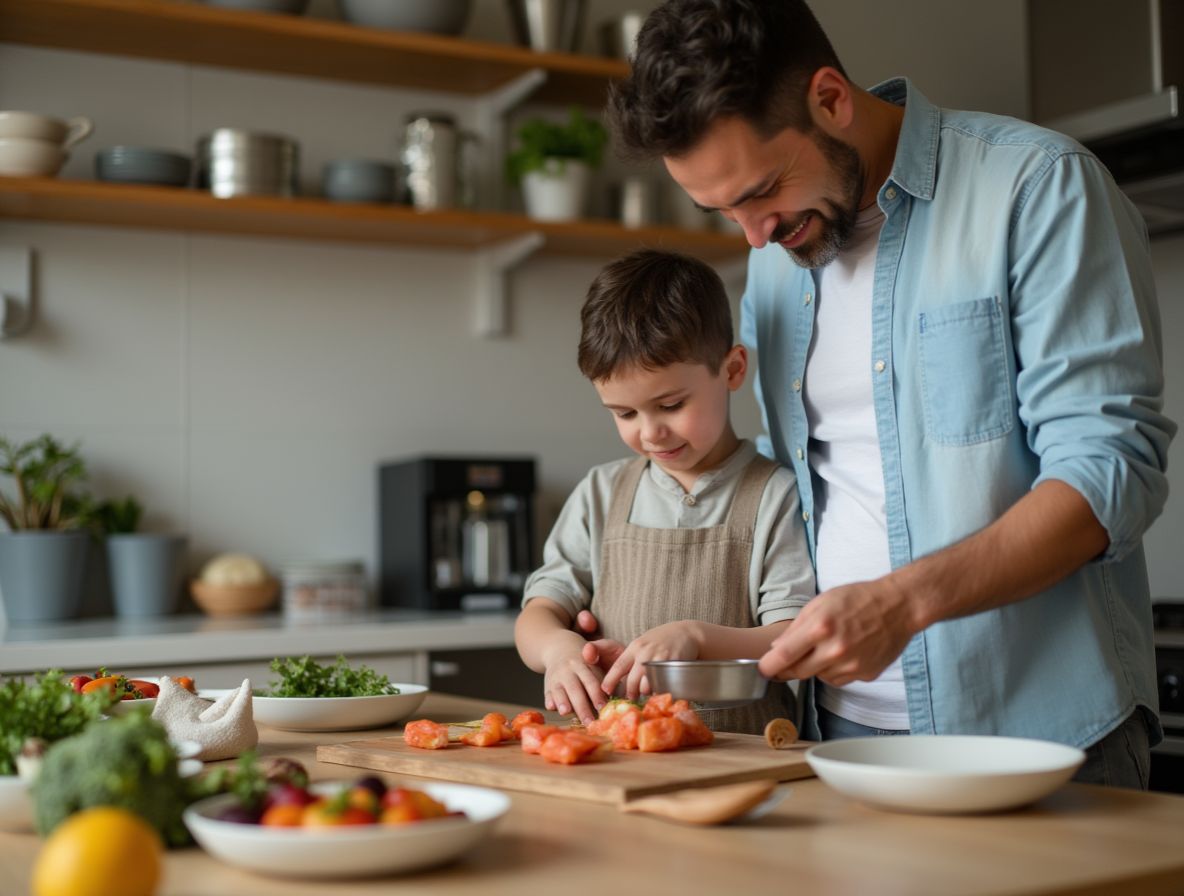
[620,779,780,825]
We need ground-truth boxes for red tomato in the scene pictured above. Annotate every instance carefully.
[675,709,714,747]
[69,675,92,693]
[174,676,197,693]
[127,680,160,699]
[403,719,451,750]
[638,716,684,752]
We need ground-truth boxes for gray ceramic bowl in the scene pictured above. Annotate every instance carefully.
[644,659,769,709]
[322,158,396,203]
[95,147,192,187]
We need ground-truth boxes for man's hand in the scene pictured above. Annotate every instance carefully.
[758,579,916,686]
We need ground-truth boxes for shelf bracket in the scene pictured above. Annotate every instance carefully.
[0,246,34,340]
[474,231,545,338]
[473,68,549,212]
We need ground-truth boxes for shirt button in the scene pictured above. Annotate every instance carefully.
[885,187,897,201]
[802,510,810,522]
[683,495,696,506]
[795,447,804,460]
[792,378,802,391]
[804,292,813,305]
[874,359,887,373]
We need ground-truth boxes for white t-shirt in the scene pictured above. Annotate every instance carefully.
[805,204,909,730]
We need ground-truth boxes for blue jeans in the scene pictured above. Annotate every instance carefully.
[817,706,1151,790]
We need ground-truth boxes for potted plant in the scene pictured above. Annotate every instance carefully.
[506,107,608,222]
[0,435,94,623]
[94,495,187,619]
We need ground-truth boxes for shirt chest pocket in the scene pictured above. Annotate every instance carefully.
[917,296,1014,446]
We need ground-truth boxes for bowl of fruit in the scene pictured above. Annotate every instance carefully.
[184,763,510,878]
[69,669,197,716]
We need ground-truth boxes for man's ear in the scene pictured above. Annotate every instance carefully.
[808,66,854,133]
[724,344,748,390]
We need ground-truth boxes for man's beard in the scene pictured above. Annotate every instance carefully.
[773,131,864,269]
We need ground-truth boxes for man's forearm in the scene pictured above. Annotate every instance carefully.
[899,479,1109,631]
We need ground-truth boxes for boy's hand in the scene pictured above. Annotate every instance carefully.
[540,631,609,725]
[601,621,702,700]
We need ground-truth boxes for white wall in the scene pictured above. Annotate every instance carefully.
[18,2,1181,615]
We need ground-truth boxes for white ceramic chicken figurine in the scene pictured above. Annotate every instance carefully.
[151,676,258,761]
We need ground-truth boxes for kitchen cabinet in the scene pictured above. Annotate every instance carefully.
[0,0,748,262]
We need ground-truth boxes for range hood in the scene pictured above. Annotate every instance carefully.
[1029,0,1184,236]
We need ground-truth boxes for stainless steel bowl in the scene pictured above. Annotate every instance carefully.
[644,659,769,709]
[195,129,299,198]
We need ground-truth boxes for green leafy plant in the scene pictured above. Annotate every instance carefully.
[93,495,143,535]
[0,434,93,531]
[505,107,608,184]
[0,670,114,775]
[263,654,399,698]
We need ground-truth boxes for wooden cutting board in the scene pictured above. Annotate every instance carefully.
[317,731,814,805]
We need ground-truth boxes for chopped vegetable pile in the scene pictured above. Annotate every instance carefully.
[262,654,400,698]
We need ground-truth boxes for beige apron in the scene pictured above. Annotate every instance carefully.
[593,454,790,734]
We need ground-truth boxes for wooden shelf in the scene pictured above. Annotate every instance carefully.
[0,0,629,106]
[0,177,749,261]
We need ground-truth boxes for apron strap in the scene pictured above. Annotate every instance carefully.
[605,456,649,529]
[724,454,780,529]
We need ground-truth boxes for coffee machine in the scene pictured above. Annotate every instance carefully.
[378,456,536,611]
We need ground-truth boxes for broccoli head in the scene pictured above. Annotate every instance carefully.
[31,711,194,847]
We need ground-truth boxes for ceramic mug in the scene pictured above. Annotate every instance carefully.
[0,137,68,176]
[0,111,94,150]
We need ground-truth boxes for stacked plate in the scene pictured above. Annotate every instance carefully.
[95,147,191,187]
[195,129,299,198]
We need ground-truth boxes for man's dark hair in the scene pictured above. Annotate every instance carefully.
[610,0,846,160]
[578,249,733,382]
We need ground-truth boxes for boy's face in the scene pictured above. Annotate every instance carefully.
[594,346,747,488]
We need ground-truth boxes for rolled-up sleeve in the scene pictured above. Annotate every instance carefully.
[521,474,596,619]
[1011,151,1176,561]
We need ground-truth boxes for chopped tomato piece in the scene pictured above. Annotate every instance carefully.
[459,712,516,746]
[638,716,684,752]
[669,699,691,716]
[403,719,451,749]
[642,693,674,719]
[127,679,160,699]
[539,730,612,765]
[609,707,642,750]
[510,710,546,737]
[675,709,714,747]
[520,724,560,754]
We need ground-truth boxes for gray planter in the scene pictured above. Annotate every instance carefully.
[0,531,89,624]
[106,533,187,618]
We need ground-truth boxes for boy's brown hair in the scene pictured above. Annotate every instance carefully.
[577,249,733,382]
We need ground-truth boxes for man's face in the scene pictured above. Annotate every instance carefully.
[665,115,864,268]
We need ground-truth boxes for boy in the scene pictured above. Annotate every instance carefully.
[514,249,815,733]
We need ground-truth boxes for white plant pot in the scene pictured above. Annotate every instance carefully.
[521,158,591,222]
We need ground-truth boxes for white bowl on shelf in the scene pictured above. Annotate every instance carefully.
[0,137,66,176]
[805,735,1085,815]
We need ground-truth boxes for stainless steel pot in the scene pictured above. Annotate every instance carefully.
[195,129,299,198]
[506,0,585,53]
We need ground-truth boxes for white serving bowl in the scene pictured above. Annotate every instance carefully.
[106,695,157,716]
[198,682,427,732]
[805,735,1085,815]
[0,137,67,176]
[0,775,34,832]
[0,111,92,148]
[184,780,509,878]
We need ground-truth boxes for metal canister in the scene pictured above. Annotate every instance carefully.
[400,112,467,210]
[195,129,299,198]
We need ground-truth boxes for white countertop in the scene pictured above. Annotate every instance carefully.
[0,608,519,673]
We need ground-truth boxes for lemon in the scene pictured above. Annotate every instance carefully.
[32,806,162,896]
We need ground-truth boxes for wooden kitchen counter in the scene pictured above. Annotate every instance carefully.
[3,693,1183,896]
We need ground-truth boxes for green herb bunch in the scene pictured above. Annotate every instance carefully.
[505,107,609,184]
[0,670,113,775]
[263,655,399,698]
[0,434,94,531]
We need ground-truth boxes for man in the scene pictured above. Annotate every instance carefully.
[603,0,1174,787]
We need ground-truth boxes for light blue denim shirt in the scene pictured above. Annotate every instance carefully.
[740,78,1175,747]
